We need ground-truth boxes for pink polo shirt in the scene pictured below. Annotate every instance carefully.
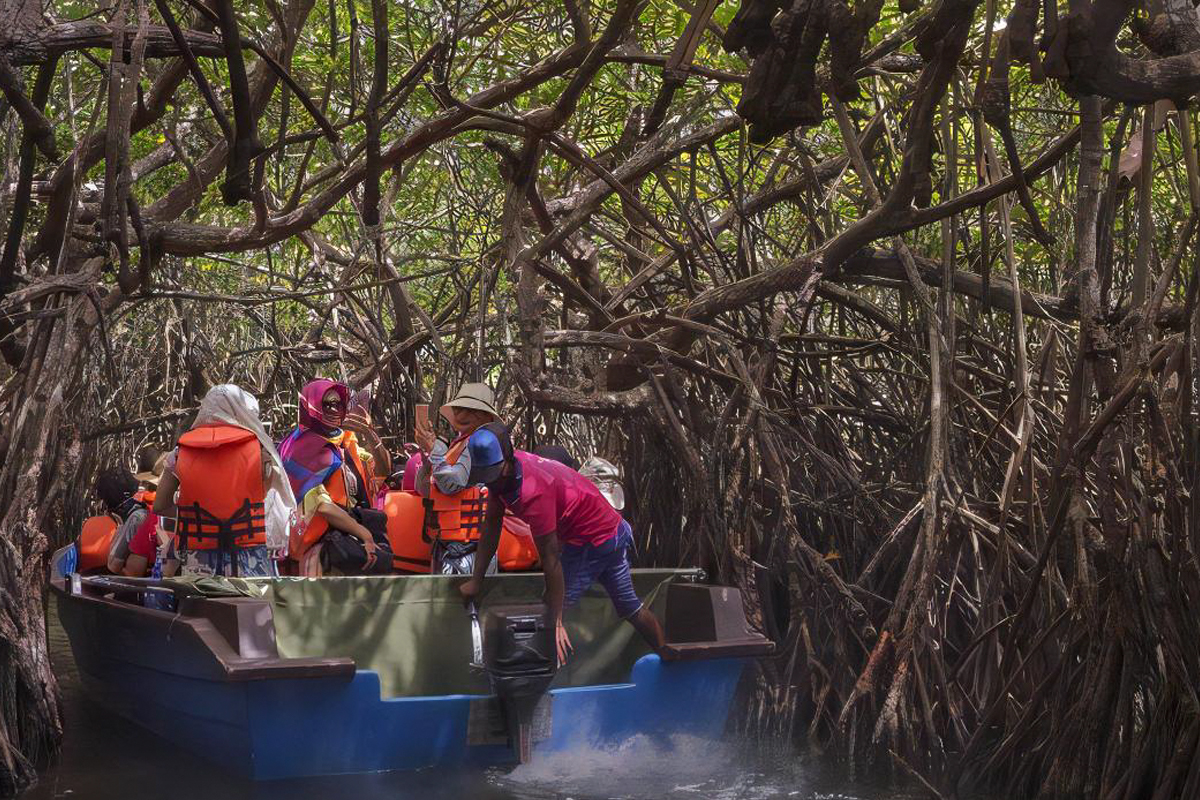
[502,451,621,547]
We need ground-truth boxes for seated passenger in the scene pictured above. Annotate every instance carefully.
[76,514,118,575]
[459,426,670,664]
[155,385,296,578]
[122,505,180,579]
[279,379,391,576]
[96,468,154,576]
[111,448,178,577]
[414,383,504,575]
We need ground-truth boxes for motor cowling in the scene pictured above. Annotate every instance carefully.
[482,604,557,762]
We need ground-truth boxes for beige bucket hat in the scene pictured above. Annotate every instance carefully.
[440,382,501,421]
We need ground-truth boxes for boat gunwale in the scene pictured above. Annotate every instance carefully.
[49,577,358,682]
[49,563,772,691]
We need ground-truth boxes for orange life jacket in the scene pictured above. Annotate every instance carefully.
[295,432,371,556]
[424,433,539,569]
[174,424,267,555]
[498,514,539,571]
[77,515,118,573]
[388,488,538,572]
[424,436,486,544]
[385,490,432,572]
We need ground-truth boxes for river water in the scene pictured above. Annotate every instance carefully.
[26,599,933,800]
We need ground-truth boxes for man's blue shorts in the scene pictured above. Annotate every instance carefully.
[562,519,642,619]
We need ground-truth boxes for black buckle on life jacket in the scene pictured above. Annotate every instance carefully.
[176,499,265,577]
[420,496,438,544]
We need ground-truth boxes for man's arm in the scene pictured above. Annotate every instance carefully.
[317,503,372,541]
[533,532,571,664]
[428,441,472,495]
[461,493,504,596]
[153,470,179,516]
[107,515,137,574]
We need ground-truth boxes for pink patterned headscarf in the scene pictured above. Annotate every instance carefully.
[277,379,351,503]
[296,378,350,436]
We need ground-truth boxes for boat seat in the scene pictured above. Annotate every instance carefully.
[175,596,356,680]
[665,583,775,658]
[178,596,280,659]
[663,638,775,660]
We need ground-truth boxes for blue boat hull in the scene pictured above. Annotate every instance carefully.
[72,650,743,779]
[51,565,767,780]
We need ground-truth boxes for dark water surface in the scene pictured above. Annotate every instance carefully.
[27,599,931,800]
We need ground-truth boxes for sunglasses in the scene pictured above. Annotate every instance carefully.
[322,399,346,412]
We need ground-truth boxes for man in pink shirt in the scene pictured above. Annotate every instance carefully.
[458,426,667,664]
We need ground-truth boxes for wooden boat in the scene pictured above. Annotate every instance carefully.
[48,546,773,780]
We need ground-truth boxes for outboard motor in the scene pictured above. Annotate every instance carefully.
[482,604,558,763]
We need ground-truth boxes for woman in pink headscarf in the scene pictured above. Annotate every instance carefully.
[278,379,391,574]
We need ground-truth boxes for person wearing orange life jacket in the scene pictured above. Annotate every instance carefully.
[93,467,166,576]
[413,383,505,575]
[278,379,392,576]
[124,449,183,578]
[116,449,180,578]
[155,385,297,578]
[76,516,118,574]
[84,467,149,575]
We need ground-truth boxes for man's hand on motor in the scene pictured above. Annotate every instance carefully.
[555,620,573,666]
[459,577,482,603]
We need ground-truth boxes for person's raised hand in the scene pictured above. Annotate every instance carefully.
[415,415,436,453]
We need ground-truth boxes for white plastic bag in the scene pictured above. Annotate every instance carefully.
[263,487,294,556]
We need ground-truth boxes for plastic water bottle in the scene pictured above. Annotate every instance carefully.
[143,523,172,611]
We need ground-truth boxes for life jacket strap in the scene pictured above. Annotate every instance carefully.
[176,498,266,576]
[459,493,486,539]
[420,496,437,544]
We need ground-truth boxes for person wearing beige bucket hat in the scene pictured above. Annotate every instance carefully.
[437,382,501,425]
[413,383,507,574]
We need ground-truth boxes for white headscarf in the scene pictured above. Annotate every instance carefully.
[193,384,297,552]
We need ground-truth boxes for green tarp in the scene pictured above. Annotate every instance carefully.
[163,575,267,598]
[259,570,685,698]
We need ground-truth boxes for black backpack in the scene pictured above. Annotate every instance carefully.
[319,507,393,575]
